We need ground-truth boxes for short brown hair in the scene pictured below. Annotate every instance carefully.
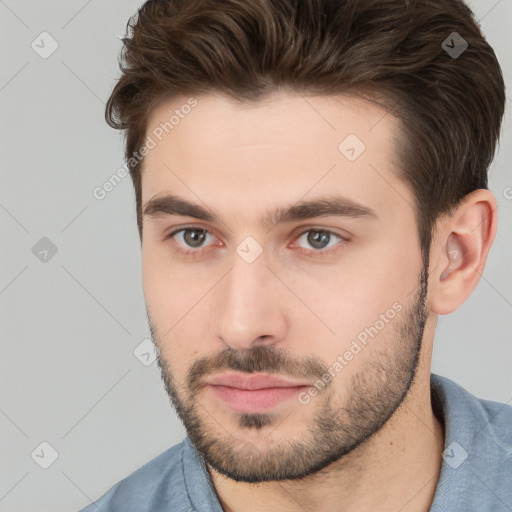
[106,0,505,260]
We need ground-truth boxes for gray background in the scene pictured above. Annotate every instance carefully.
[0,1,510,511]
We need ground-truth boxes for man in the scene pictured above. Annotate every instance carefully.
[79,0,511,510]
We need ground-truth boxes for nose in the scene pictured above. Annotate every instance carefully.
[214,253,289,351]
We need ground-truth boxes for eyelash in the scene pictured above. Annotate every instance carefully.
[163,226,348,258]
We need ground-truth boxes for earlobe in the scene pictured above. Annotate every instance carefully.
[429,189,498,315]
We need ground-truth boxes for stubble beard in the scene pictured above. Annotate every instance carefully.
[151,263,429,483]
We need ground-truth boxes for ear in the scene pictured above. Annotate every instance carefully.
[428,189,498,315]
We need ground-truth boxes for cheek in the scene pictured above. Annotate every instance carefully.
[141,223,422,382]
[142,246,170,318]
[297,241,420,362]
[142,248,217,375]
[142,242,199,316]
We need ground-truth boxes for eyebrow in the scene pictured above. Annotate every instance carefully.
[142,193,377,228]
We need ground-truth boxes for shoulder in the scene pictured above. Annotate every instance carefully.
[476,394,512,434]
[77,440,189,512]
[431,373,512,439]
[472,392,512,460]
[430,373,512,511]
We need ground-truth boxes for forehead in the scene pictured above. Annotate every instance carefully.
[141,91,412,220]
[145,91,399,156]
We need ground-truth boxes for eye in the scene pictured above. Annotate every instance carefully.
[293,229,345,254]
[166,227,216,252]
[164,226,347,258]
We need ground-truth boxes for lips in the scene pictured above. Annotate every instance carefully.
[204,372,310,413]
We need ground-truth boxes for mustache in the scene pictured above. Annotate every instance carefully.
[186,345,328,394]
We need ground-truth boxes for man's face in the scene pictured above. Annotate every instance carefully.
[141,91,429,482]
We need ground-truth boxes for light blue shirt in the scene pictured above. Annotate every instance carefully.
[78,373,512,511]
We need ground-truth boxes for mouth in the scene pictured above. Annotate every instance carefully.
[203,372,311,414]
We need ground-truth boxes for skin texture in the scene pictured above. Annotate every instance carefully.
[140,91,497,512]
